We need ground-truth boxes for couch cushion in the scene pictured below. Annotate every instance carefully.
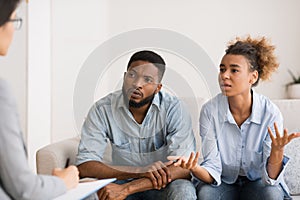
[284,138,300,195]
[272,99,300,195]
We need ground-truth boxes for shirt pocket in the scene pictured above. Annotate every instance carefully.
[153,131,166,151]
[245,150,263,171]
[111,141,131,152]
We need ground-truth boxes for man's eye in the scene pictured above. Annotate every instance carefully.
[231,69,238,73]
[128,72,135,77]
[145,77,153,83]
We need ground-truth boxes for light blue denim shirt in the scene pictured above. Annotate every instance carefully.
[194,90,290,196]
[76,90,195,167]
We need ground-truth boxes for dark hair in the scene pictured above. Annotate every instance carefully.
[225,36,279,87]
[127,50,166,82]
[0,0,20,27]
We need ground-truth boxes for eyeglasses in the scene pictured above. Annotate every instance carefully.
[8,17,22,30]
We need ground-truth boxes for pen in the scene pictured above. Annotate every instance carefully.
[65,158,70,168]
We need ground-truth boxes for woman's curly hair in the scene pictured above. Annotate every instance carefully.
[225,36,279,86]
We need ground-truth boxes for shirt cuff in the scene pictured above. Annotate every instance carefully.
[191,165,220,187]
[263,155,289,185]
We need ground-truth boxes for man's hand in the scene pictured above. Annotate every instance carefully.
[97,183,129,200]
[138,161,173,189]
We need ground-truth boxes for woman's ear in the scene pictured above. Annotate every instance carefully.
[250,70,259,84]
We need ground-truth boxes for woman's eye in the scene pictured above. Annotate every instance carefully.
[219,68,226,73]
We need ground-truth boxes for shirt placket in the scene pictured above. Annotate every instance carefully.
[240,124,247,175]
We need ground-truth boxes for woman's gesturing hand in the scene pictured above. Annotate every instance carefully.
[268,122,300,152]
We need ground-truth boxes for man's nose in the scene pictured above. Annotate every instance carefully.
[133,77,144,88]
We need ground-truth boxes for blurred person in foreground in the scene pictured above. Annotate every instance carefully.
[0,0,79,199]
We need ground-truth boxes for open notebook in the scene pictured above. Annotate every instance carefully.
[54,178,116,200]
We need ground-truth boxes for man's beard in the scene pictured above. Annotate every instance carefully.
[122,87,156,108]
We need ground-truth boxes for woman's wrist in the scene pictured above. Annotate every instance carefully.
[190,164,199,173]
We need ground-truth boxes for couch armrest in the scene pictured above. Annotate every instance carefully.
[36,137,80,175]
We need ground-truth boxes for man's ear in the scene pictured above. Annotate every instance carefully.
[155,83,162,94]
[123,72,126,80]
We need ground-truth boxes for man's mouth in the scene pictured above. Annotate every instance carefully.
[129,89,143,98]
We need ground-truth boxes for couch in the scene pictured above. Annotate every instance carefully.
[36,99,300,199]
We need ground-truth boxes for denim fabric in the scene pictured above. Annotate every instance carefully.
[197,177,286,200]
[115,179,196,200]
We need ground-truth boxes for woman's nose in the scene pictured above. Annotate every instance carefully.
[220,71,229,80]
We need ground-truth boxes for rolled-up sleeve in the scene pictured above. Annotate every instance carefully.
[263,156,289,185]
[261,109,289,185]
[197,104,222,186]
[166,100,196,158]
[76,103,108,165]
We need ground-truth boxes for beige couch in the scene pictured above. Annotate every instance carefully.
[36,99,300,198]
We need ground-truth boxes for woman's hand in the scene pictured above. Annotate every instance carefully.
[268,122,300,152]
[52,165,79,190]
[167,152,200,172]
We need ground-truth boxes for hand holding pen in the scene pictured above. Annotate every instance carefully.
[52,158,80,190]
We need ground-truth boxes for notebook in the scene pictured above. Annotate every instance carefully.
[53,178,116,200]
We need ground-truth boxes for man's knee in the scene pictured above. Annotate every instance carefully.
[166,179,196,200]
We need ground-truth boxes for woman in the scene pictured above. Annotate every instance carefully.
[172,36,300,199]
[0,0,79,199]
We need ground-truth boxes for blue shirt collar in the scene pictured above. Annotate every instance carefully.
[223,90,262,125]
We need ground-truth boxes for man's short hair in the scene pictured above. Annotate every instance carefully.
[127,50,166,82]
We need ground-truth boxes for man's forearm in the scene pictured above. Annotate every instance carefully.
[78,161,142,180]
[123,164,191,195]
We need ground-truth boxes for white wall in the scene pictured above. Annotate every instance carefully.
[27,0,52,171]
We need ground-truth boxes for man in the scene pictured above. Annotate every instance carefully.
[76,50,196,200]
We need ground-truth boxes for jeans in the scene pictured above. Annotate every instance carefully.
[197,176,286,200]
[117,179,196,200]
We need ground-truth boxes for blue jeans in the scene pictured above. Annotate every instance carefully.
[116,179,196,200]
[197,177,287,200]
